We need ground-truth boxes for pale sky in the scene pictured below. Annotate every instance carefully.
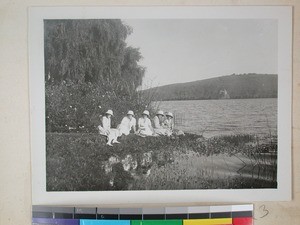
[123,19,278,90]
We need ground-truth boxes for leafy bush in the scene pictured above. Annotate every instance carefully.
[46,81,152,133]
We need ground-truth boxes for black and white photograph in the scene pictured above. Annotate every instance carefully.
[29,6,292,204]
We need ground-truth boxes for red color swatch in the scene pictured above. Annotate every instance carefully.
[233,217,253,225]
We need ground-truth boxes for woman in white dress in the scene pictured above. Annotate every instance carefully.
[163,112,185,136]
[163,112,174,136]
[117,110,137,136]
[98,110,121,146]
[153,110,169,136]
[137,110,154,137]
[98,109,113,136]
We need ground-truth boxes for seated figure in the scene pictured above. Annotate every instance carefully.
[153,110,170,136]
[137,110,154,137]
[98,109,121,146]
[163,112,174,136]
[117,110,136,136]
[163,112,185,136]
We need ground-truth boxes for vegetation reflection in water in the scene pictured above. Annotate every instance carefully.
[46,132,277,191]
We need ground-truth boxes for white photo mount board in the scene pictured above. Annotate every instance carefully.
[29,6,292,205]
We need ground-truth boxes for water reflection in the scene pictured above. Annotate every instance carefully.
[103,144,276,190]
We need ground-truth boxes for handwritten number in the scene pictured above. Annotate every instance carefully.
[259,205,269,218]
[254,204,270,220]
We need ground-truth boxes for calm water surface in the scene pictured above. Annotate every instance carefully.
[153,98,277,138]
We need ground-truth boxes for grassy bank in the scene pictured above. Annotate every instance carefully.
[46,132,277,191]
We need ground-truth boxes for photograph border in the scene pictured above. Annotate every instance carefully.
[29,6,292,205]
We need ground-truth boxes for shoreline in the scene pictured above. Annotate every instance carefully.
[152,97,278,102]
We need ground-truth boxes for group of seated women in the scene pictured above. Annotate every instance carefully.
[98,109,183,146]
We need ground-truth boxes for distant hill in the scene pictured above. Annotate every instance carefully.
[141,73,277,101]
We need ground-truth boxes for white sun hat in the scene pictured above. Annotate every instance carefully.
[127,110,134,116]
[156,110,164,116]
[142,110,150,117]
[166,112,174,118]
[105,109,113,116]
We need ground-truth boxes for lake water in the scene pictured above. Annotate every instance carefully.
[153,98,277,138]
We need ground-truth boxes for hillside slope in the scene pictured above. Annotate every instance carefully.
[141,73,277,101]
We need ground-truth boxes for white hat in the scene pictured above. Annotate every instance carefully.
[127,110,134,116]
[156,110,164,116]
[105,109,113,116]
[142,110,150,117]
[166,112,174,118]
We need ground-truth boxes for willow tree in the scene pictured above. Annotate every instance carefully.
[44,19,146,132]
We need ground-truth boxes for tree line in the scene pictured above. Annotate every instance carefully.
[142,73,278,101]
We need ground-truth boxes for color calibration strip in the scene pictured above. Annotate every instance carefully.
[32,204,253,225]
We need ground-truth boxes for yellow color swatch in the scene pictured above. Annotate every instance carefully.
[183,218,232,225]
